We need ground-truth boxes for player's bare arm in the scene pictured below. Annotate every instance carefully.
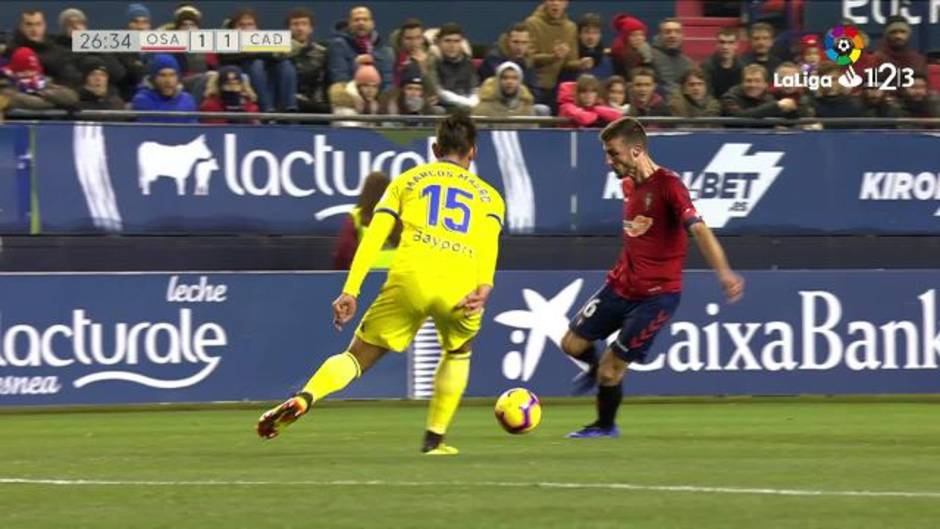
[689,222,744,303]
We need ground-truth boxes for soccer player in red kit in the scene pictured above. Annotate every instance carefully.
[562,117,744,438]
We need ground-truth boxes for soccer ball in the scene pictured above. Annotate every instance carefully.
[494,388,542,434]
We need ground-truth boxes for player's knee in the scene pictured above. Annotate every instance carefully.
[560,331,588,357]
[597,362,625,385]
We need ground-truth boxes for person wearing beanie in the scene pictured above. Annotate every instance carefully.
[875,15,927,76]
[76,56,125,110]
[610,14,652,80]
[127,4,151,31]
[5,10,82,88]
[474,60,536,119]
[428,23,479,111]
[701,27,742,98]
[0,46,78,110]
[329,64,382,126]
[799,34,822,74]
[558,73,623,128]
[131,54,197,122]
[199,65,260,123]
[174,4,202,30]
[379,61,434,119]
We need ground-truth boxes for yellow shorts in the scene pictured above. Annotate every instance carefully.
[355,276,482,352]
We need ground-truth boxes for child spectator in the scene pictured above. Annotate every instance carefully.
[558,73,622,127]
[1,47,78,110]
[199,65,260,124]
[603,75,629,113]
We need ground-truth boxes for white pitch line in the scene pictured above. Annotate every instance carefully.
[0,478,938,499]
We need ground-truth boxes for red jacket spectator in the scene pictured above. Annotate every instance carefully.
[557,75,622,128]
[198,65,260,124]
[875,16,928,76]
[610,14,651,79]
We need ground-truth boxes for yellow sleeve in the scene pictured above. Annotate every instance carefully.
[342,211,397,297]
[476,198,505,287]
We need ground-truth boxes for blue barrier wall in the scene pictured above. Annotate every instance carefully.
[1,270,938,406]
[32,123,940,235]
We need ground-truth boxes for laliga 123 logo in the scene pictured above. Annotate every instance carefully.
[825,25,865,89]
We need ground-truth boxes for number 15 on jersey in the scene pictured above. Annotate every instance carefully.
[421,184,473,233]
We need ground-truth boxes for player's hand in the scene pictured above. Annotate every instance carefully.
[456,285,493,315]
[719,271,744,303]
[332,293,358,331]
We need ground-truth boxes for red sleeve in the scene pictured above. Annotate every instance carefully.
[595,105,624,123]
[333,216,359,269]
[664,176,701,229]
[559,102,599,127]
[199,97,226,124]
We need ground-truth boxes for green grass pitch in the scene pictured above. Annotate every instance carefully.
[1,398,939,529]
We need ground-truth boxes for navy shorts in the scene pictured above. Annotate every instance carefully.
[569,284,681,363]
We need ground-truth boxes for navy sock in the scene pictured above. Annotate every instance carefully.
[595,384,622,429]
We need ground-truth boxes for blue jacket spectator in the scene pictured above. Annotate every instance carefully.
[328,7,394,91]
[131,54,197,123]
[576,13,613,80]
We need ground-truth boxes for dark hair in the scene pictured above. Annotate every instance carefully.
[604,75,627,91]
[437,22,464,41]
[600,117,648,150]
[20,10,43,19]
[227,8,258,29]
[630,66,655,82]
[817,62,842,77]
[357,171,390,226]
[285,7,314,27]
[398,18,424,46]
[717,27,737,39]
[660,17,681,29]
[679,67,706,86]
[508,22,529,35]
[578,13,603,32]
[435,111,477,157]
[750,22,774,37]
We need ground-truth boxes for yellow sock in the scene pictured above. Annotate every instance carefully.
[426,351,471,435]
[302,352,361,402]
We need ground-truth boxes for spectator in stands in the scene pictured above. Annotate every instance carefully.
[328,6,394,91]
[810,62,860,125]
[75,57,125,110]
[480,24,545,107]
[429,23,479,111]
[474,61,536,119]
[558,73,622,127]
[116,4,151,101]
[287,8,330,114]
[6,10,81,88]
[380,62,436,119]
[610,14,652,81]
[899,73,940,121]
[171,6,213,89]
[627,67,669,117]
[701,27,742,98]
[770,62,815,119]
[668,67,720,121]
[329,64,382,127]
[127,3,151,30]
[53,8,128,93]
[391,18,432,89]
[525,0,581,107]
[859,85,905,121]
[722,64,795,120]
[131,54,197,123]
[333,171,400,270]
[650,18,693,95]
[799,34,822,74]
[603,75,629,113]
[221,9,298,112]
[742,23,783,77]
[574,13,613,81]
[199,65,260,124]
[1,47,78,111]
[876,16,928,76]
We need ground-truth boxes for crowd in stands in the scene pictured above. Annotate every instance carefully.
[0,0,937,127]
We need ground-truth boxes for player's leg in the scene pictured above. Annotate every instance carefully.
[568,292,681,439]
[422,298,482,455]
[563,284,630,394]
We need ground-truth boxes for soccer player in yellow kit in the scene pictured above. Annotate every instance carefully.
[257,113,505,455]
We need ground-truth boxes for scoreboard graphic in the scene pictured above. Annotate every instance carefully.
[71,30,291,54]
